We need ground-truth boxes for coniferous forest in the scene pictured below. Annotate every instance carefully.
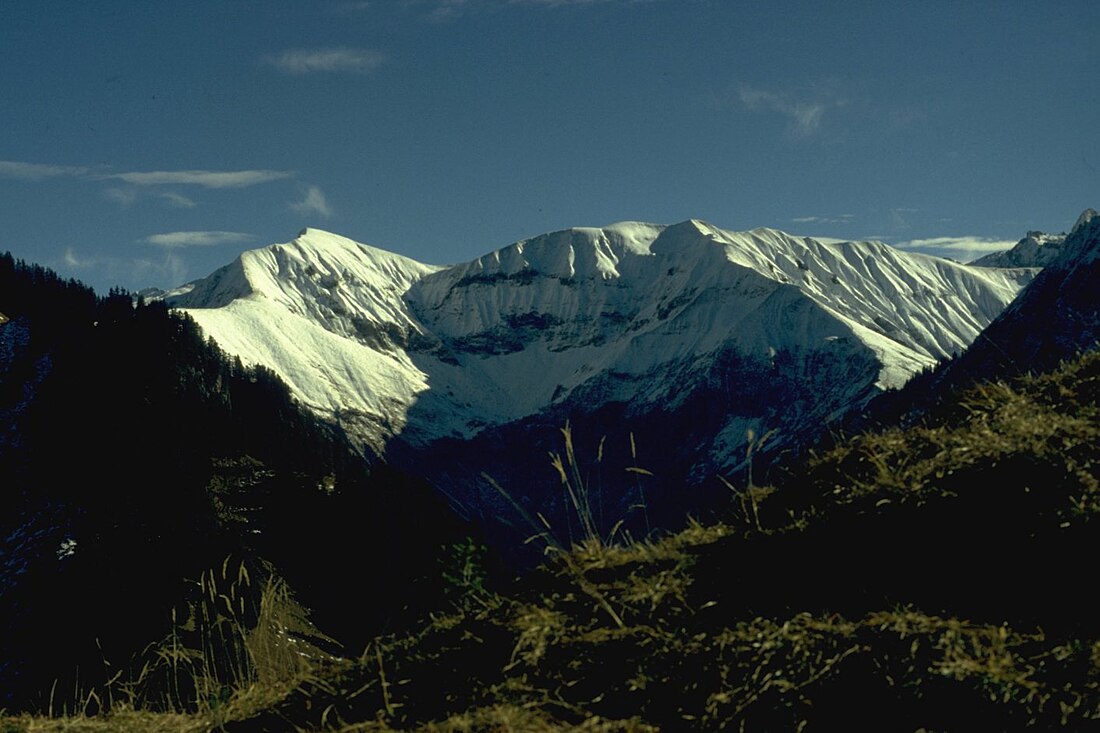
[0,252,471,709]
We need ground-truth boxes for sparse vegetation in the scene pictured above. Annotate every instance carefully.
[3,348,1098,730]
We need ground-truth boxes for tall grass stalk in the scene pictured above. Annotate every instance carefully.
[495,421,656,552]
[42,558,330,723]
[719,428,776,530]
[485,423,663,630]
[626,431,654,537]
[549,422,601,547]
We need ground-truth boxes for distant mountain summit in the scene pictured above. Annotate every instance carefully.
[850,209,1099,434]
[167,219,1040,528]
[971,231,1067,269]
[940,208,1099,379]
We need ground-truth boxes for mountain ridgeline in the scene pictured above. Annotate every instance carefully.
[2,209,1097,721]
[0,252,469,708]
[856,208,1100,430]
[164,219,1041,540]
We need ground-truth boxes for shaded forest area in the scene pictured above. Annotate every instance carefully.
[0,253,471,709]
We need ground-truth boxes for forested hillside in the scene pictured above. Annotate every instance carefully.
[0,253,470,709]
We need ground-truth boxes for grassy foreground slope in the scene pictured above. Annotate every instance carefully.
[4,349,1099,732]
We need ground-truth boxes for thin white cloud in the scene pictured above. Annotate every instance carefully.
[1,160,293,193]
[60,248,189,289]
[889,207,920,230]
[510,0,634,5]
[893,236,1017,262]
[104,187,199,209]
[0,160,89,181]
[425,0,469,19]
[106,169,293,189]
[160,191,198,208]
[63,247,95,269]
[103,187,138,207]
[291,185,334,219]
[791,214,854,225]
[144,231,256,248]
[265,47,387,75]
[415,0,649,21]
[131,252,190,288]
[738,86,827,137]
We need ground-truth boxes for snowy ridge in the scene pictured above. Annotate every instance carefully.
[170,228,442,341]
[1060,208,1100,266]
[169,220,1037,456]
[168,229,445,445]
[971,231,1067,269]
[918,208,1100,393]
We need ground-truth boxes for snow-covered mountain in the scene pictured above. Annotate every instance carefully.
[936,208,1099,381]
[971,230,1067,268]
[166,219,1038,526]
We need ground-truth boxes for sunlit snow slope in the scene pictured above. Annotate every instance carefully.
[168,222,1035,460]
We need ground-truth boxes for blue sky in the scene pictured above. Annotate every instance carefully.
[1,0,1097,294]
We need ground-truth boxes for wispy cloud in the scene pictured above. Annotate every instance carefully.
[144,231,256,248]
[791,214,854,225]
[265,47,387,75]
[131,253,190,288]
[63,247,96,269]
[103,187,139,207]
[510,0,654,6]
[106,169,293,189]
[893,236,1017,262]
[104,187,200,209]
[160,191,198,208]
[0,160,89,181]
[60,248,190,290]
[291,184,334,219]
[424,0,469,20]
[414,0,649,21]
[738,85,832,137]
[890,207,920,230]
[2,160,293,191]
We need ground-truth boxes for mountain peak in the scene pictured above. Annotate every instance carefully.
[970,230,1067,269]
[294,226,344,243]
[938,208,1100,384]
[1072,208,1099,235]
[646,219,726,254]
[289,227,382,254]
[664,218,717,236]
[1057,207,1100,267]
[295,226,348,238]
[164,229,441,312]
[970,209,1097,270]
